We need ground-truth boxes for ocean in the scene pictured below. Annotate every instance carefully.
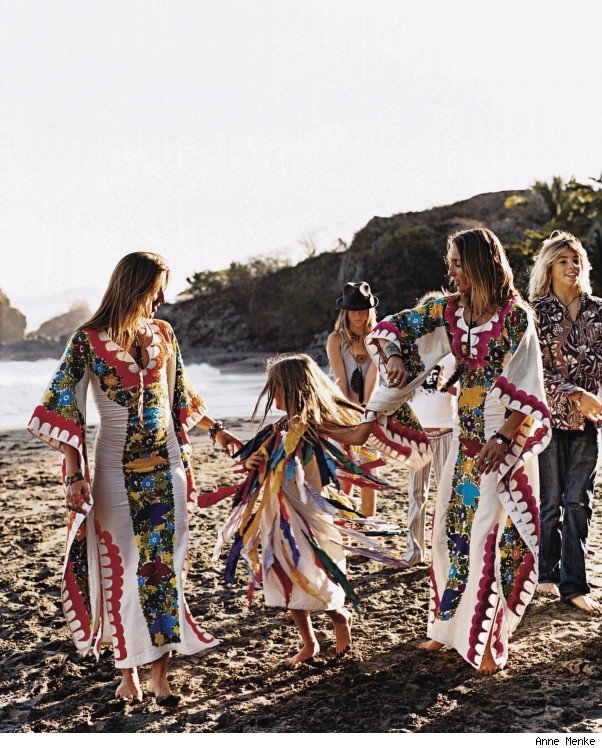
[0,359,267,430]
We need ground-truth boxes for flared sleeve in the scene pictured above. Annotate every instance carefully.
[364,296,453,470]
[28,329,90,459]
[489,304,552,557]
[27,330,101,657]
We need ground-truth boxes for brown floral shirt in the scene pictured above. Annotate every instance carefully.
[532,293,602,430]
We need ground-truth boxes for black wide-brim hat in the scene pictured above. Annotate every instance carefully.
[336,281,379,310]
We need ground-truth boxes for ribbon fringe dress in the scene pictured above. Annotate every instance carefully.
[364,295,551,669]
[28,320,218,668]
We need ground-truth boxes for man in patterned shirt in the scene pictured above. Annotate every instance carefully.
[530,231,602,614]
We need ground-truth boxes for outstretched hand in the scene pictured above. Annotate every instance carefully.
[216,430,244,457]
[244,451,266,472]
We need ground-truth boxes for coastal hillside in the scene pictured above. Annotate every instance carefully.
[0,290,26,344]
[160,177,602,361]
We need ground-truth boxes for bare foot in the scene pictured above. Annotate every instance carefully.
[568,595,601,614]
[538,582,560,598]
[148,653,180,707]
[284,640,320,668]
[418,639,444,651]
[477,644,502,675]
[115,668,143,701]
[329,608,353,656]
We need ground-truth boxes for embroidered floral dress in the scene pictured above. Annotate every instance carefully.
[28,319,218,668]
[364,295,551,669]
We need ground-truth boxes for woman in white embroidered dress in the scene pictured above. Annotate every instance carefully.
[344,229,552,673]
[28,252,242,704]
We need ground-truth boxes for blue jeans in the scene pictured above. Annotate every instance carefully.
[538,423,598,600]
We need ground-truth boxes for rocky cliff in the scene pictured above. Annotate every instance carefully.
[29,302,92,340]
[0,290,26,344]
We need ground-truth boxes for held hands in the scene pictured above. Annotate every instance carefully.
[385,355,408,388]
[215,430,244,457]
[575,392,602,425]
[65,479,92,514]
[244,451,266,472]
[474,438,508,475]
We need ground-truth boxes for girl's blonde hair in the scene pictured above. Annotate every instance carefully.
[84,252,169,350]
[333,307,378,346]
[253,353,363,435]
[528,230,592,300]
[447,228,522,313]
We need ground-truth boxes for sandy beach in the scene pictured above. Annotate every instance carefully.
[0,422,600,733]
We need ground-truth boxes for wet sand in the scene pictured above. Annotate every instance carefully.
[0,423,600,733]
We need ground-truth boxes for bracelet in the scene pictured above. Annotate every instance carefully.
[383,342,402,360]
[65,470,84,486]
[493,432,512,447]
[208,420,225,442]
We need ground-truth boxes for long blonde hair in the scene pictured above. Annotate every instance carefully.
[333,307,377,346]
[528,230,592,300]
[447,227,523,314]
[84,252,169,349]
[253,353,363,436]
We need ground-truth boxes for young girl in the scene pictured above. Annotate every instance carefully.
[209,354,393,667]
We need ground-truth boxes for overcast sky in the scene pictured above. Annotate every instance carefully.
[2,0,601,327]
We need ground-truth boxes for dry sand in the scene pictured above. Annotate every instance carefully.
[0,422,600,733]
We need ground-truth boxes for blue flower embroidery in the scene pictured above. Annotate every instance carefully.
[59,389,74,405]
[141,476,155,490]
[407,312,424,328]
[456,478,479,508]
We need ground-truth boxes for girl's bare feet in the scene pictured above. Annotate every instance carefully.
[284,640,320,668]
[115,668,143,701]
[327,608,353,656]
[418,639,443,651]
[538,582,560,597]
[286,609,319,668]
[569,594,601,614]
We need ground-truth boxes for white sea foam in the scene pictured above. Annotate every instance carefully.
[0,359,266,429]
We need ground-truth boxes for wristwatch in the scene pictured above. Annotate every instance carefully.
[493,432,511,448]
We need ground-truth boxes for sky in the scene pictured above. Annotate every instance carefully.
[1,0,601,329]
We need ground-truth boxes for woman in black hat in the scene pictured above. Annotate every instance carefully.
[327,281,380,516]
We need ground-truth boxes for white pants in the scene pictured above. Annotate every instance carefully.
[404,429,453,564]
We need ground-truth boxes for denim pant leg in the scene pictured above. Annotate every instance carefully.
[538,429,565,584]
[559,423,598,600]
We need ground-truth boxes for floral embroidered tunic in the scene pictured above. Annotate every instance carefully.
[28,319,218,668]
[364,295,551,669]
[531,293,602,430]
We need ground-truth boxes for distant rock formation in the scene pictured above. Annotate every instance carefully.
[30,302,92,340]
[0,290,26,344]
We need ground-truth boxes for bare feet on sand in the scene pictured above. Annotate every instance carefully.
[284,641,320,668]
[538,582,560,597]
[568,595,601,614]
[418,639,443,651]
[148,653,180,707]
[328,608,353,656]
[477,646,502,675]
[115,668,143,701]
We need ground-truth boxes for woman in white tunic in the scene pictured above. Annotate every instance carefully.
[348,229,551,672]
[28,252,241,704]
